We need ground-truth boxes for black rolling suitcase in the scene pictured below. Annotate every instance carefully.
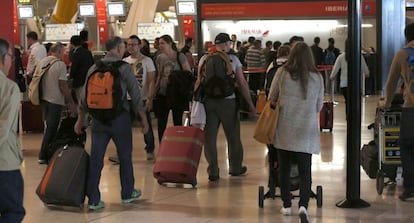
[45,117,87,162]
[36,145,89,208]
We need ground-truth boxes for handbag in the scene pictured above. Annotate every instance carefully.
[190,101,206,128]
[253,100,280,144]
[253,71,285,144]
[166,52,195,109]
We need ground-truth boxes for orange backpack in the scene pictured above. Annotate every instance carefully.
[85,60,126,124]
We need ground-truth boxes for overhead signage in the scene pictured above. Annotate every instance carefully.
[79,3,96,17]
[176,0,197,15]
[17,5,34,19]
[107,2,125,16]
[201,1,376,19]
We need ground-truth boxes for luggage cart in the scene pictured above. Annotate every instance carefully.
[376,109,403,195]
[258,145,323,208]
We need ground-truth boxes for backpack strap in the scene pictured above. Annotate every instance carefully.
[176,52,184,71]
[211,50,233,75]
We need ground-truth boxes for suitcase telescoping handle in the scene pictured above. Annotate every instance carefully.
[330,79,335,102]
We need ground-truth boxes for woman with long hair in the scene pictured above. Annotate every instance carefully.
[268,42,324,223]
[330,39,369,120]
[154,35,192,142]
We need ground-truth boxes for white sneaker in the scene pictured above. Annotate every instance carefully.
[280,207,292,216]
[298,206,310,223]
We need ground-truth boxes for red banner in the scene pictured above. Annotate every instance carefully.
[201,1,376,19]
[13,0,20,44]
[182,16,195,39]
[96,0,108,46]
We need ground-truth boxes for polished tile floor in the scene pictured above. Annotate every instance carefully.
[18,95,414,223]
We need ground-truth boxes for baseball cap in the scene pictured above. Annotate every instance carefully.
[214,33,231,44]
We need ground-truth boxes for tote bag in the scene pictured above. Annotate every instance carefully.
[253,101,280,144]
[253,70,285,144]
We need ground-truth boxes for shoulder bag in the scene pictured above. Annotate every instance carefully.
[253,72,284,144]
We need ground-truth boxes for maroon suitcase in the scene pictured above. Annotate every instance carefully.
[320,101,334,132]
[21,101,44,132]
[153,126,204,187]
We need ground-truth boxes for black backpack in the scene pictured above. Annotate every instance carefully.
[265,60,286,95]
[85,60,126,125]
[200,51,235,98]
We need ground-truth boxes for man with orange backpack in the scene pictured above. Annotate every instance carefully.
[74,36,149,210]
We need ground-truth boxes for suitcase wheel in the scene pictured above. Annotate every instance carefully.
[316,185,323,208]
[191,179,197,188]
[258,186,264,208]
[376,170,385,195]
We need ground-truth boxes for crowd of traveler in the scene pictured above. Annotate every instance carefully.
[2,22,414,223]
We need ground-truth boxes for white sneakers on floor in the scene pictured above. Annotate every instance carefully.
[298,206,310,223]
[280,206,310,223]
[280,207,292,216]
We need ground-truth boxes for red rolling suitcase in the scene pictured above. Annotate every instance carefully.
[36,145,89,208]
[319,80,334,132]
[320,101,334,132]
[21,101,44,132]
[153,126,204,187]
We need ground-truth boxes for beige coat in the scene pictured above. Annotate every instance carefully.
[268,68,324,154]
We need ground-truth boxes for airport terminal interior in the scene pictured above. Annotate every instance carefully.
[18,95,414,223]
[2,0,414,222]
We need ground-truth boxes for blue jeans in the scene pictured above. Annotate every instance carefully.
[87,112,135,204]
[143,100,155,153]
[40,101,63,160]
[0,170,25,222]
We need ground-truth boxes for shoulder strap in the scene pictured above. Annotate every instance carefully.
[213,51,233,75]
[176,52,184,71]
[37,58,60,78]
[272,69,286,103]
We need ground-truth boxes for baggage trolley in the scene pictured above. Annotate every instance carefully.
[376,108,403,195]
[258,145,323,208]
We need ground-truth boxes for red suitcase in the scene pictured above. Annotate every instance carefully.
[320,101,334,132]
[153,126,204,187]
[21,101,44,132]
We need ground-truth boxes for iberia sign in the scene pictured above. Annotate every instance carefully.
[201,1,376,19]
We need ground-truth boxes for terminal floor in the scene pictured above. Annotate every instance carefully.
[18,95,414,223]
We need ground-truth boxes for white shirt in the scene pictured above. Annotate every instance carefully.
[39,56,68,105]
[330,53,370,88]
[123,54,156,99]
[26,42,47,76]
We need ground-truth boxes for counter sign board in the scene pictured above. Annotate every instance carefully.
[137,23,175,41]
[45,24,80,42]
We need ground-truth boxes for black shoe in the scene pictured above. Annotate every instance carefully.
[229,166,247,176]
[38,159,47,165]
[399,191,414,201]
[208,175,220,182]
[108,156,120,164]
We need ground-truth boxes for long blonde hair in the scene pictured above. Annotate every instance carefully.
[283,42,318,99]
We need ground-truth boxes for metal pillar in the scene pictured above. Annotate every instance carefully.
[336,0,370,209]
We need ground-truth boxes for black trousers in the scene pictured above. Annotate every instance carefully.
[400,108,414,193]
[153,95,184,143]
[277,149,312,209]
